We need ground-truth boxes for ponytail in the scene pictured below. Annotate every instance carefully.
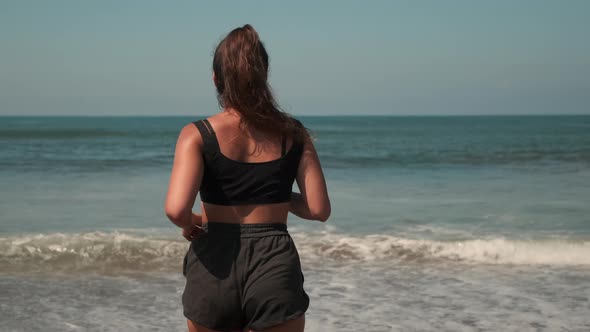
[212,24,307,142]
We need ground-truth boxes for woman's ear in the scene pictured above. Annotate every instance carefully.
[212,72,216,85]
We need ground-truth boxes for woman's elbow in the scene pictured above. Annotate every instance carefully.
[315,212,330,222]
[164,204,185,223]
[311,204,331,222]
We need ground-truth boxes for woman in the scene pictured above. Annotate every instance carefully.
[165,24,330,332]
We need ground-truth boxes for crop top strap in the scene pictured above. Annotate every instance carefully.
[192,119,220,155]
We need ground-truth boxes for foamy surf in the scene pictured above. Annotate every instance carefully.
[291,233,590,266]
[1,231,589,273]
[0,231,188,273]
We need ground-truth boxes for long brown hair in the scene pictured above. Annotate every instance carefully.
[213,24,307,142]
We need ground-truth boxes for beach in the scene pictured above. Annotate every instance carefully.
[1,115,590,331]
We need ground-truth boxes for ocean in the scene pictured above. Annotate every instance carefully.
[1,115,589,331]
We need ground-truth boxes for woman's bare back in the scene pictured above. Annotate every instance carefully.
[199,111,293,224]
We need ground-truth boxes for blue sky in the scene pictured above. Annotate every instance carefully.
[1,1,589,116]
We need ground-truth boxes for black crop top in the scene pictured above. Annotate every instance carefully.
[193,119,304,205]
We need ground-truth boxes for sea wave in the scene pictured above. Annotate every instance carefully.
[0,158,170,172]
[0,232,187,273]
[291,233,590,266]
[1,231,589,274]
[0,129,173,139]
[321,151,590,169]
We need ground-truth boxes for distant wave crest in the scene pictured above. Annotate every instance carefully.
[0,129,171,139]
[321,151,590,168]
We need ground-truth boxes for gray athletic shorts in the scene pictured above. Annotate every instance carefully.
[182,222,309,331]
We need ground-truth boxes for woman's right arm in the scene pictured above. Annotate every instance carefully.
[164,123,205,240]
[290,137,331,222]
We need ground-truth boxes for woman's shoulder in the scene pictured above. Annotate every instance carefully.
[204,112,240,130]
[174,122,204,152]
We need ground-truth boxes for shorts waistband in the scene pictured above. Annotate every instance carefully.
[201,222,288,238]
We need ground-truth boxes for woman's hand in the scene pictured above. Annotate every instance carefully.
[181,212,204,241]
[182,224,203,241]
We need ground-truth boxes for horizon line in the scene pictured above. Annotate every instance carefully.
[1,113,589,117]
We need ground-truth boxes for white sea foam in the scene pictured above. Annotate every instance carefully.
[1,231,589,274]
[0,231,188,273]
[291,232,590,265]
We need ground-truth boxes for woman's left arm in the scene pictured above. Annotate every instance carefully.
[164,124,204,235]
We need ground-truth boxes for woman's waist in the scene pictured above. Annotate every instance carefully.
[200,221,289,238]
[201,202,290,224]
